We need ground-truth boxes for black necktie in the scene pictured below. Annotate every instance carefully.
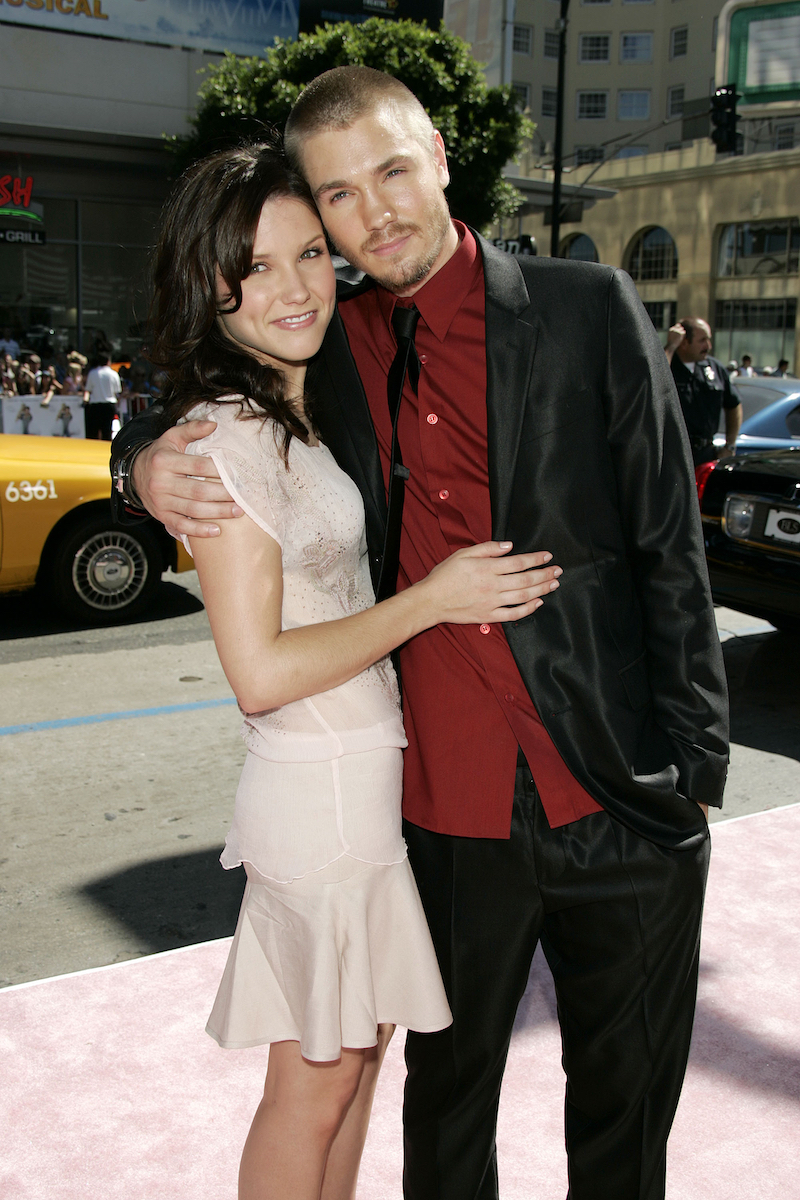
[376,303,421,602]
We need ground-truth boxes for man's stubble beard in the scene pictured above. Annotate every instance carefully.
[332,200,453,295]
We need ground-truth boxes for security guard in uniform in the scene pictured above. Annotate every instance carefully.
[665,317,742,465]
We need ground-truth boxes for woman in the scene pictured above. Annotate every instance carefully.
[150,143,560,1200]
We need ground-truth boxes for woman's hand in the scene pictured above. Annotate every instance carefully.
[415,542,561,626]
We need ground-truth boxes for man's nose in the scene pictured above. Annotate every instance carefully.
[361,189,395,231]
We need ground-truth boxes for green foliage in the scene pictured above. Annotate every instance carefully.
[166,19,532,230]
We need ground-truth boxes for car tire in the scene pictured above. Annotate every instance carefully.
[48,514,163,621]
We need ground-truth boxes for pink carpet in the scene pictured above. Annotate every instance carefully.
[2,805,798,1199]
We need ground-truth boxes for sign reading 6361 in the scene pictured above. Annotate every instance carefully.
[5,480,58,502]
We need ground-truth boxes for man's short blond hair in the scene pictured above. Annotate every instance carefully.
[284,66,436,169]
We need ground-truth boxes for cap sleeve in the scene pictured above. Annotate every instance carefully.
[177,400,284,551]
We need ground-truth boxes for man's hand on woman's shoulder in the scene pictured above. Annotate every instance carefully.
[133,420,244,537]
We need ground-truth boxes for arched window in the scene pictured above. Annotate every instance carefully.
[560,233,599,263]
[626,227,678,281]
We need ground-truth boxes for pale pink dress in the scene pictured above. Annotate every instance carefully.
[181,400,452,1061]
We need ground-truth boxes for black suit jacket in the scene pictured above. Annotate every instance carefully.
[307,233,728,851]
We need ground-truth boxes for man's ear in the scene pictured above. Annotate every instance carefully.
[432,130,451,190]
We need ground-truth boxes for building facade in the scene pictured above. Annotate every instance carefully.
[511,140,800,372]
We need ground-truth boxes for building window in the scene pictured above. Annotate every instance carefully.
[627,226,679,280]
[577,91,609,119]
[664,141,684,151]
[717,220,800,277]
[775,124,796,150]
[712,16,718,51]
[513,82,532,110]
[644,301,678,330]
[618,90,650,120]
[0,197,159,359]
[617,145,649,158]
[670,26,688,58]
[513,24,533,55]
[575,146,605,165]
[582,0,611,5]
[542,87,558,117]
[667,86,685,118]
[544,30,560,59]
[579,34,611,62]
[561,234,600,262]
[620,33,653,62]
[622,0,654,4]
[714,299,798,369]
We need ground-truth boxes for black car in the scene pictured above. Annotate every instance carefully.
[698,447,800,632]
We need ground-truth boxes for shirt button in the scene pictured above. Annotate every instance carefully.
[427,413,438,424]
[438,488,450,500]
[504,693,515,703]
[479,624,491,635]
[420,354,428,364]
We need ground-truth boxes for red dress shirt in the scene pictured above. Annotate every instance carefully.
[339,224,602,837]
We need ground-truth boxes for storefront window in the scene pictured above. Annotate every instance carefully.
[717,219,800,277]
[0,194,159,361]
[713,299,797,370]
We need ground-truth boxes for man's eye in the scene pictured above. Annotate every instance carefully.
[329,191,349,204]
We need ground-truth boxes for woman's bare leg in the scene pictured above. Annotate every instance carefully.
[238,1040,367,1200]
[320,1024,395,1200]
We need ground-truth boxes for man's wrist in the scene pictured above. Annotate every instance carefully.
[112,442,149,510]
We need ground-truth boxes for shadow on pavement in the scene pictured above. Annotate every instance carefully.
[0,576,204,642]
[722,629,800,762]
[81,849,245,954]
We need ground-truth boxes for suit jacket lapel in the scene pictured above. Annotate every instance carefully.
[309,294,388,552]
[476,233,540,538]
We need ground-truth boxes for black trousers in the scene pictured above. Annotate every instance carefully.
[84,403,115,440]
[402,754,710,1200]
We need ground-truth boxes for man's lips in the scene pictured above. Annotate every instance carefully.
[365,228,418,258]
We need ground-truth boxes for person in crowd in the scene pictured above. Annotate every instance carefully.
[0,327,20,360]
[771,358,794,377]
[1,351,18,396]
[737,354,755,377]
[86,328,113,368]
[38,364,63,407]
[113,69,728,1200]
[139,141,558,1200]
[666,317,743,463]
[82,353,121,440]
[61,351,87,395]
[15,355,38,396]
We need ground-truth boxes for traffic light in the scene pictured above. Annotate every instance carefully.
[710,84,740,154]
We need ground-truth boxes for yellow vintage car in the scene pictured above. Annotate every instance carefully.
[0,433,193,621]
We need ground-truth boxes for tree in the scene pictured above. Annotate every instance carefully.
[166,19,532,231]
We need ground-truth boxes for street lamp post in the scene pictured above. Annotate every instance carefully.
[550,0,570,258]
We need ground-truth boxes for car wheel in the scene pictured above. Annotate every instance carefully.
[48,515,163,621]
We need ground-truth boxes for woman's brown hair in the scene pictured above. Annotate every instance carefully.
[149,139,321,457]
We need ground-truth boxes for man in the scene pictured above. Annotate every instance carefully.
[772,358,793,377]
[0,326,20,360]
[738,353,755,377]
[112,68,728,1200]
[665,318,742,463]
[83,353,121,440]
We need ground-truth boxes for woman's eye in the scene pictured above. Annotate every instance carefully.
[249,262,267,275]
[301,246,326,260]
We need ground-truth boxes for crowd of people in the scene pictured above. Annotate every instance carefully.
[0,326,165,437]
